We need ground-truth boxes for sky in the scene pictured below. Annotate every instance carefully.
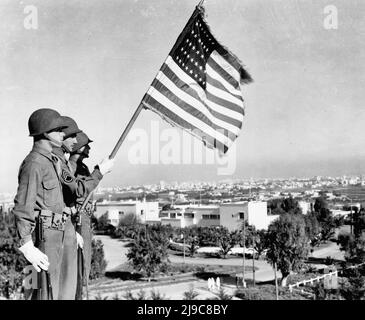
[0,0,365,193]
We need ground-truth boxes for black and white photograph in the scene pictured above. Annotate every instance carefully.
[0,0,365,304]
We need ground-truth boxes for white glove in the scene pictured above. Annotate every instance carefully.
[76,232,84,249]
[98,157,115,176]
[19,241,49,272]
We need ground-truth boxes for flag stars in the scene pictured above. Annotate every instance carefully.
[190,70,193,74]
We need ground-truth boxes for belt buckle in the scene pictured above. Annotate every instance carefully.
[51,213,63,230]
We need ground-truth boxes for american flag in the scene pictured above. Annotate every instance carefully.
[141,5,252,154]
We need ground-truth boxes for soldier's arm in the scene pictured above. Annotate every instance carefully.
[12,161,41,246]
[76,165,103,195]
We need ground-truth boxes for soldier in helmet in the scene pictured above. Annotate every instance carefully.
[50,116,84,299]
[12,108,70,299]
[54,117,114,299]
[68,131,112,299]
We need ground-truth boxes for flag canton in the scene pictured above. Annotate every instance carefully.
[171,14,218,90]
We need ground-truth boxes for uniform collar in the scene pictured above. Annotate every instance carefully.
[32,141,54,162]
[52,146,67,163]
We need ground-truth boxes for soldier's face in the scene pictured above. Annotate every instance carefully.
[63,135,78,152]
[48,131,65,144]
[79,145,90,158]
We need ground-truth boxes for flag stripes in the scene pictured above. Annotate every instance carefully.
[141,6,252,153]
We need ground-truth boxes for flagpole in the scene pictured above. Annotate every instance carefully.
[109,103,144,159]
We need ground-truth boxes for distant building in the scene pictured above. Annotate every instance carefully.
[160,205,220,228]
[220,201,279,231]
[186,205,220,228]
[94,200,159,226]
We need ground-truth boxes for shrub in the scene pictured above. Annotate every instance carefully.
[183,285,199,300]
[150,289,168,300]
[123,289,147,300]
[0,213,27,299]
[89,239,107,280]
[127,225,170,280]
[324,256,334,265]
[212,287,232,300]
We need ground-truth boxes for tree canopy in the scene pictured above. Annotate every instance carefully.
[266,213,310,286]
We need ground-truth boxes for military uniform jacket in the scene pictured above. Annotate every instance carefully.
[69,159,103,210]
[13,143,64,246]
[52,147,90,208]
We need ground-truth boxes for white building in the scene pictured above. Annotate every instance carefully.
[160,205,220,228]
[94,200,159,226]
[220,201,279,231]
[160,201,279,231]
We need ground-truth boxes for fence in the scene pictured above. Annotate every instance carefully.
[288,261,365,293]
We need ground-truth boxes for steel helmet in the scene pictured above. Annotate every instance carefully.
[28,108,67,137]
[71,131,93,154]
[61,116,82,138]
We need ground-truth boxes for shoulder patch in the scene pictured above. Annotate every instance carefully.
[61,169,74,184]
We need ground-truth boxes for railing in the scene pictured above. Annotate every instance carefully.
[288,261,365,293]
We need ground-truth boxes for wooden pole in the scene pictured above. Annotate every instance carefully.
[252,249,255,287]
[242,220,246,288]
[109,103,145,159]
[183,235,186,264]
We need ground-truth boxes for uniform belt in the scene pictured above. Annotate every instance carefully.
[76,202,94,217]
[35,209,70,231]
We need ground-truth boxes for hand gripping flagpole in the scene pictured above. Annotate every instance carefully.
[78,103,145,213]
